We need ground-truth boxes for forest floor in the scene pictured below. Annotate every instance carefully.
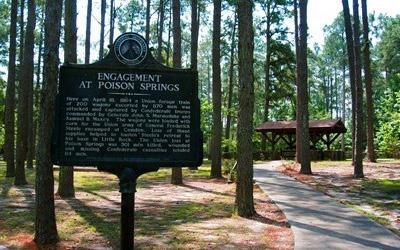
[278,159,400,236]
[0,161,293,249]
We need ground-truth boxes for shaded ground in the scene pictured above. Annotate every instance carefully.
[0,164,293,249]
[279,160,400,236]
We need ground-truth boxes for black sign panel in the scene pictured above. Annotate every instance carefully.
[52,33,202,168]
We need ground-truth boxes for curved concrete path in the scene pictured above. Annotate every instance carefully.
[254,161,400,250]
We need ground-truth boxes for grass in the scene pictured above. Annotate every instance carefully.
[361,179,400,196]
[311,160,353,168]
[349,203,394,228]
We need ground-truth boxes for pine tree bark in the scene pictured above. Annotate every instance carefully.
[58,0,77,198]
[26,0,38,169]
[342,0,356,166]
[236,0,255,218]
[34,0,62,244]
[224,13,237,153]
[99,0,106,60]
[211,0,222,179]
[109,0,115,44]
[5,0,18,178]
[18,0,24,71]
[166,0,172,66]
[190,0,199,70]
[146,0,151,41]
[85,0,92,64]
[361,0,376,163]
[157,0,164,62]
[33,8,45,166]
[261,0,272,153]
[297,0,311,174]
[171,0,183,185]
[294,0,301,164]
[15,0,36,185]
[352,0,364,178]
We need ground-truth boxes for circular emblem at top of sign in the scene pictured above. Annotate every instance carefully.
[114,33,148,66]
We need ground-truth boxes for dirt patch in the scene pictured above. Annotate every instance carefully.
[279,160,400,235]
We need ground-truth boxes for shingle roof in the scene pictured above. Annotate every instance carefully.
[255,119,347,134]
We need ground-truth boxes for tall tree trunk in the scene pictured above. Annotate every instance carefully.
[166,0,172,66]
[190,0,199,70]
[15,0,36,185]
[99,0,106,60]
[26,0,39,169]
[211,0,222,179]
[58,0,77,198]
[157,0,164,62]
[109,0,115,45]
[236,0,255,218]
[352,0,364,178]
[207,55,211,102]
[294,0,301,164]
[261,1,272,152]
[297,0,311,174]
[5,0,18,177]
[34,0,62,244]
[225,13,237,153]
[342,42,346,152]
[18,0,25,70]
[171,0,183,185]
[361,0,376,163]
[146,0,151,41]
[85,0,92,64]
[34,7,45,165]
[342,0,356,166]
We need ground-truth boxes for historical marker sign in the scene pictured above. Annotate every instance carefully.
[52,33,202,168]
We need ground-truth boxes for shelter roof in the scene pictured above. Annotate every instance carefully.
[255,119,347,134]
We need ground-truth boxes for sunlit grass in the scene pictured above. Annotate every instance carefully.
[311,160,353,168]
[362,179,400,196]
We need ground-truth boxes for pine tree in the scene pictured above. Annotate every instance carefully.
[211,0,222,178]
[58,0,77,198]
[236,0,255,217]
[171,0,183,185]
[34,0,63,244]
[4,0,18,178]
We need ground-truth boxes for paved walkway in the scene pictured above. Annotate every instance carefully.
[254,161,400,250]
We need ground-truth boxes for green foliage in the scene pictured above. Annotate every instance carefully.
[0,0,10,67]
[377,16,400,78]
[116,0,146,34]
[200,100,212,141]
[376,90,400,157]
[0,78,5,146]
